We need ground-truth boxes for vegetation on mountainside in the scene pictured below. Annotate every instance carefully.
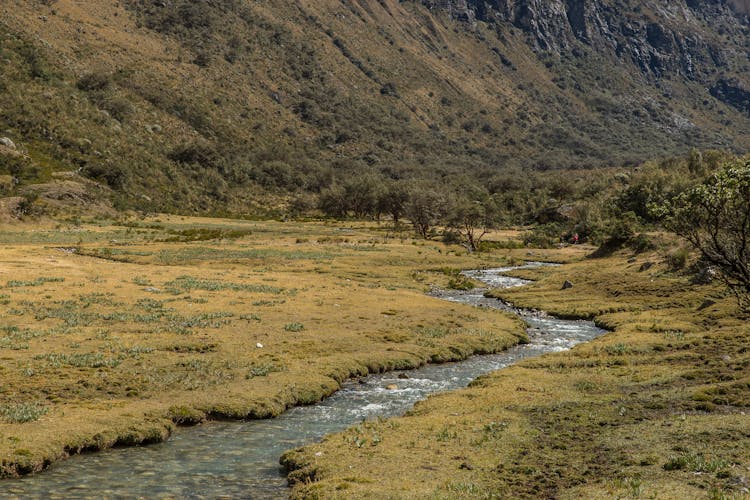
[1,1,749,491]
[2,0,750,214]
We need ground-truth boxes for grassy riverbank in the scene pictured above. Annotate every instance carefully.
[0,217,526,477]
[282,246,750,498]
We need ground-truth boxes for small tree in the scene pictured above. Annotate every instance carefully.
[659,160,750,312]
[318,184,348,218]
[446,196,500,252]
[377,180,409,225]
[343,175,381,219]
[318,176,386,220]
[405,186,447,239]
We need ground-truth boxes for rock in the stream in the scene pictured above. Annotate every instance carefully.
[398,373,410,379]
[385,384,398,390]
[561,280,574,290]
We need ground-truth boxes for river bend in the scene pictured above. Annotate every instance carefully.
[2,263,605,498]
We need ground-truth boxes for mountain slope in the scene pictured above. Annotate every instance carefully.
[1,0,749,213]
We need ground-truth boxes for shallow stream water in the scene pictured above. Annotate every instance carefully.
[2,263,605,499]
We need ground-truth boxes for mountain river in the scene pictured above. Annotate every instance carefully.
[1,263,605,498]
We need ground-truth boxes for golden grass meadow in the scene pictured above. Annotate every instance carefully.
[0,216,747,499]
[282,240,750,499]
[0,216,525,478]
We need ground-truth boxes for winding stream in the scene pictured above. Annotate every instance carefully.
[1,263,605,499]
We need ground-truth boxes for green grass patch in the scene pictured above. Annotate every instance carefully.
[6,277,65,288]
[663,452,730,473]
[155,247,335,265]
[160,228,253,242]
[165,275,284,294]
[1,403,49,423]
[246,362,284,379]
[33,352,123,368]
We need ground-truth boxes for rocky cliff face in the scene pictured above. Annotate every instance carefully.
[425,0,748,81]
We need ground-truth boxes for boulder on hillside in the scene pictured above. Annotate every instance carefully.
[0,137,16,150]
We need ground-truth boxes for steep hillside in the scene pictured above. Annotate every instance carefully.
[1,0,749,213]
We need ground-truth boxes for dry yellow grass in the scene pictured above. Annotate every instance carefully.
[0,216,524,476]
[283,246,750,499]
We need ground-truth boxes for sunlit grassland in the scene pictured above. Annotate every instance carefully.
[0,216,525,476]
[283,248,749,499]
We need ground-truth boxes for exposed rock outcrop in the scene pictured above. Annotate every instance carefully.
[0,137,17,150]
[422,0,746,80]
[711,78,750,115]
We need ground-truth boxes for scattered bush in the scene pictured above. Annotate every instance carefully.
[284,322,305,332]
[447,275,475,290]
[666,247,690,270]
[77,72,111,92]
[523,225,562,248]
[629,233,656,253]
[380,83,399,97]
[82,163,127,189]
[168,143,220,168]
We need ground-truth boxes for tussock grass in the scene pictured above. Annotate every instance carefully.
[33,352,123,369]
[246,363,284,379]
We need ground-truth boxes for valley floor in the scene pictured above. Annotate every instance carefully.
[0,217,747,499]
[0,216,525,478]
[283,246,750,499]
